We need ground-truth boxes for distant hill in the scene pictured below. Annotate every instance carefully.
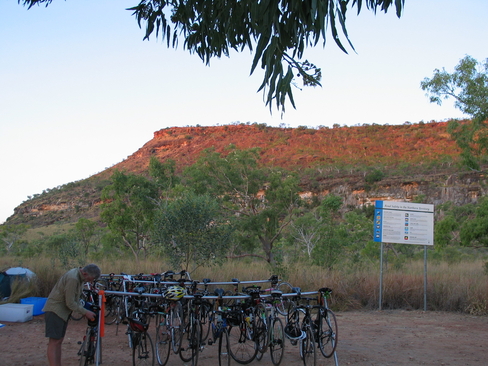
[97,121,461,177]
[8,121,485,228]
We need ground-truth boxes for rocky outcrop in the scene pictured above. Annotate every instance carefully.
[7,122,483,227]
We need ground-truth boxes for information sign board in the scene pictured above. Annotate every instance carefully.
[373,201,434,245]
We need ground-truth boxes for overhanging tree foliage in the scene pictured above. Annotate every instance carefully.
[421,55,488,170]
[19,0,405,112]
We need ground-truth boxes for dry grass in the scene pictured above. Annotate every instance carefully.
[1,256,487,314]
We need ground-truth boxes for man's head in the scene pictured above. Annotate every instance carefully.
[81,264,101,283]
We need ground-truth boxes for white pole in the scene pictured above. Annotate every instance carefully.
[424,245,428,311]
[379,242,384,310]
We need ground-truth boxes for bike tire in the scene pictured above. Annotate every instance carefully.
[276,282,294,316]
[179,319,201,365]
[170,303,184,354]
[228,321,258,364]
[317,308,338,358]
[132,332,155,366]
[155,323,171,366]
[299,327,316,366]
[104,295,120,325]
[78,327,96,366]
[200,302,212,343]
[254,303,268,355]
[218,328,231,366]
[269,317,285,366]
[78,330,89,366]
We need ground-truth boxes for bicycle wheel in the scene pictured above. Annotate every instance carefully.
[316,308,338,358]
[200,302,212,343]
[299,327,316,366]
[78,328,96,366]
[179,319,201,365]
[255,304,268,355]
[228,321,258,364]
[132,332,155,366]
[170,303,184,354]
[104,295,121,325]
[269,317,285,366]
[155,323,171,366]
[276,282,294,316]
[218,328,231,366]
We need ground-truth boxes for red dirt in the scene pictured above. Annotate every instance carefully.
[0,310,486,366]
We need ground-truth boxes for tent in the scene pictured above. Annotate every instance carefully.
[5,267,36,279]
[0,272,10,299]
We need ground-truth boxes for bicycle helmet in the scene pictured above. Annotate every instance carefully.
[163,285,186,301]
[284,322,306,341]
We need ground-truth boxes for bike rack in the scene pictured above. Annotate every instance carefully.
[95,275,340,366]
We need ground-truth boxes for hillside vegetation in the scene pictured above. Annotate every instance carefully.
[6,121,464,228]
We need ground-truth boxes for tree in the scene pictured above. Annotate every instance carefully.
[20,0,405,112]
[0,223,29,254]
[153,192,232,271]
[100,170,159,261]
[459,197,488,247]
[148,156,180,195]
[421,56,488,170]
[185,146,301,263]
[310,194,346,269]
[291,210,322,259]
[73,218,99,257]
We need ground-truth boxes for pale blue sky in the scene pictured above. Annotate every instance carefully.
[1,0,487,223]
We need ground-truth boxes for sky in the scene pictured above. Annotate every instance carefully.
[1,0,487,224]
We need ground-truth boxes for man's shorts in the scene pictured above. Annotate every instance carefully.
[45,311,69,339]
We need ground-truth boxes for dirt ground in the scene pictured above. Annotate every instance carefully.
[0,310,486,366]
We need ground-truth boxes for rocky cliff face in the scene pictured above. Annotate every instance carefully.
[8,122,484,227]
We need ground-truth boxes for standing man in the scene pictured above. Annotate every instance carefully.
[43,264,101,366]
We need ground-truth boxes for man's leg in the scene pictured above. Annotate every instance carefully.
[47,337,64,366]
[45,311,69,366]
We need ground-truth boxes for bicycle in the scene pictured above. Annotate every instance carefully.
[207,288,232,366]
[77,300,101,366]
[226,286,260,365]
[179,292,208,366]
[99,273,124,325]
[254,289,285,366]
[126,303,155,366]
[154,285,186,366]
[313,287,338,358]
[285,288,316,366]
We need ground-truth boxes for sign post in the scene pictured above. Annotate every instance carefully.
[374,201,434,310]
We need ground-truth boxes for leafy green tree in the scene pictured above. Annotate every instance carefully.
[459,197,488,247]
[434,201,476,247]
[73,218,98,256]
[0,223,30,254]
[153,192,232,271]
[20,0,405,112]
[311,195,347,269]
[421,56,488,170]
[101,170,159,261]
[42,233,84,269]
[185,146,301,263]
[148,156,180,195]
